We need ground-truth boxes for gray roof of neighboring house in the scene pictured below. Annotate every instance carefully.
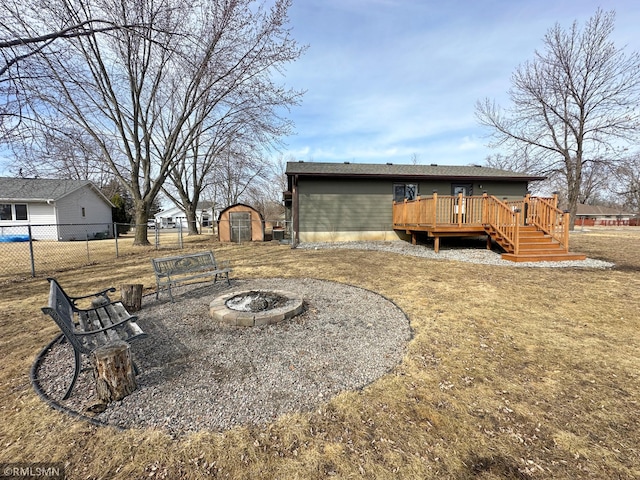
[576,204,636,216]
[0,177,112,205]
[285,161,546,181]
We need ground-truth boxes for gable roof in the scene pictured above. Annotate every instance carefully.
[285,161,546,181]
[0,177,113,206]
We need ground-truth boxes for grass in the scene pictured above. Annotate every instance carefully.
[0,228,639,479]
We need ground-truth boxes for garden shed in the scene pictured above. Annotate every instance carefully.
[217,204,264,243]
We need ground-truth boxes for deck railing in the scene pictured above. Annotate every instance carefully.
[525,195,570,251]
[392,193,570,253]
[392,193,486,228]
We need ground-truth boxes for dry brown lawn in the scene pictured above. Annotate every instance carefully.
[0,228,638,479]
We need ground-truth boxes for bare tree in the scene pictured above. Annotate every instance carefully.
[243,153,290,222]
[0,0,146,143]
[476,9,640,228]
[6,0,303,244]
[213,147,268,207]
[614,155,640,212]
[163,74,302,235]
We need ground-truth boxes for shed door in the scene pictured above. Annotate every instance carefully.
[230,212,251,243]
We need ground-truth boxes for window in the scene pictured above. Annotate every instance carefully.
[0,204,11,220]
[15,204,27,220]
[0,203,28,221]
[81,207,86,217]
[393,183,417,202]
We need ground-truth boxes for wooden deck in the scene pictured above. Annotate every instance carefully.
[392,193,586,262]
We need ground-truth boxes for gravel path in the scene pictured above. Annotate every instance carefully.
[297,240,614,269]
[34,278,412,437]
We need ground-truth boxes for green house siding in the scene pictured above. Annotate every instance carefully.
[297,178,530,235]
[300,193,392,232]
[417,180,528,197]
[298,178,392,233]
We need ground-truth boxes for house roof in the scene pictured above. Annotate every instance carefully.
[155,202,215,218]
[285,161,546,181]
[576,204,635,217]
[0,177,113,206]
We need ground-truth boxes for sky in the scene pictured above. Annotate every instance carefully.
[277,0,640,166]
[2,0,640,176]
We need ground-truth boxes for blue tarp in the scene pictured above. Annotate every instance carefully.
[0,235,30,242]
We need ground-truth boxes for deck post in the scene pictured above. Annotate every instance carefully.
[481,192,488,225]
[432,191,438,228]
[563,210,570,252]
[457,193,464,226]
[514,209,521,255]
[403,198,408,226]
[434,235,440,253]
[524,192,531,225]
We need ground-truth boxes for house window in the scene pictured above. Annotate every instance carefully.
[393,183,417,202]
[15,204,27,220]
[0,204,28,221]
[82,207,86,217]
[0,204,11,220]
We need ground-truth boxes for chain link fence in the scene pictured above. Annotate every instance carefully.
[1,219,291,281]
[0,222,190,281]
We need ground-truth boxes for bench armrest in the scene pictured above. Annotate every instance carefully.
[69,287,116,303]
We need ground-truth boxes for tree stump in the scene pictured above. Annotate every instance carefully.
[91,341,137,403]
[120,283,143,312]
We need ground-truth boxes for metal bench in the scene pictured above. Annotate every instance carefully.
[41,278,147,399]
[151,251,232,302]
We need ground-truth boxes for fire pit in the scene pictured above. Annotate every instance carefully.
[210,289,304,327]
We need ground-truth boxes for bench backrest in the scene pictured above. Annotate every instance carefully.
[41,280,90,354]
[151,251,217,277]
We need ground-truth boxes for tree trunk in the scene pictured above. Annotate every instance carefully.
[133,208,151,245]
[184,201,200,235]
[92,341,137,403]
[120,284,143,312]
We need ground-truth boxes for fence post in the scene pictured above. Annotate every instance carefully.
[178,222,183,249]
[85,230,90,264]
[28,225,36,277]
[114,223,119,258]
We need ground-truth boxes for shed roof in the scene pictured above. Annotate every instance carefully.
[285,161,546,181]
[0,177,112,206]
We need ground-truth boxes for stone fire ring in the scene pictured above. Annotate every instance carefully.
[209,289,304,327]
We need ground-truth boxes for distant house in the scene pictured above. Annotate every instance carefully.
[285,162,545,243]
[576,204,637,226]
[153,202,215,231]
[0,177,114,241]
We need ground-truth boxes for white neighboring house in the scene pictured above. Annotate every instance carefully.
[153,201,216,231]
[0,177,114,241]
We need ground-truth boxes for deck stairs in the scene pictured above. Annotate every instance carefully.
[485,224,586,262]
